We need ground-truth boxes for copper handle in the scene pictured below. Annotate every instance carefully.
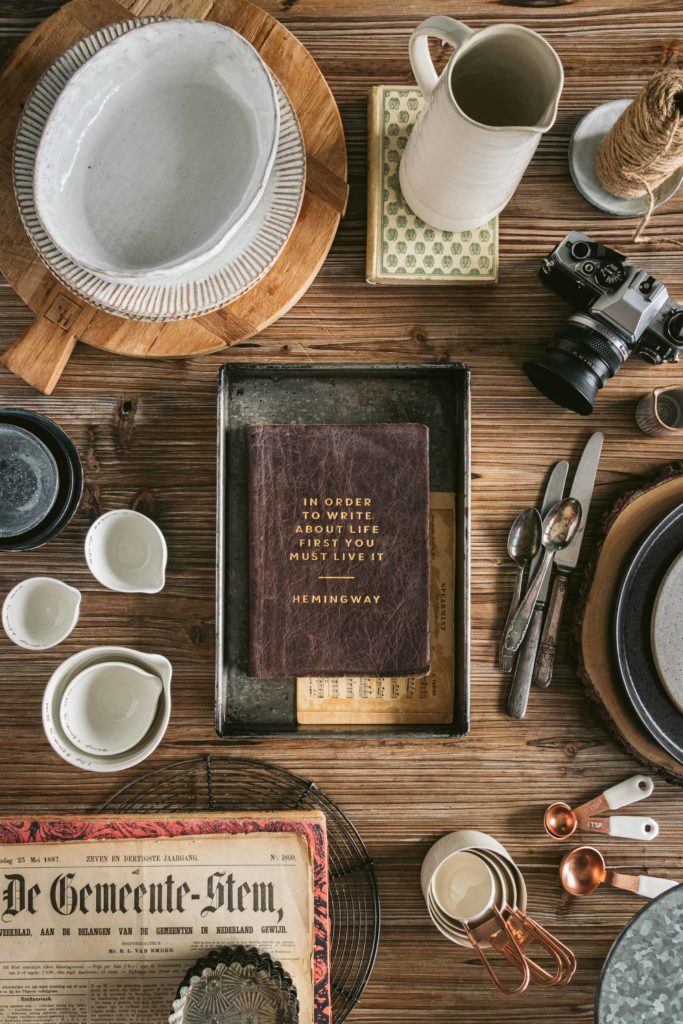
[575,815,611,833]
[465,907,531,995]
[533,571,569,688]
[604,870,677,898]
[491,909,577,988]
[574,793,611,818]
[605,870,642,895]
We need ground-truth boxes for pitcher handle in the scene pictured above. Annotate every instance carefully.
[409,16,474,98]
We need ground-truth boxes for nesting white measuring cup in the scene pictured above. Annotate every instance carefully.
[421,829,576,994]
[431,850,497,923]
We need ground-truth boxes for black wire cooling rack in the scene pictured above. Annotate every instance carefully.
[99,755,380,1022]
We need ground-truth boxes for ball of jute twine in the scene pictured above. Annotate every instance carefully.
[595,66,683,244]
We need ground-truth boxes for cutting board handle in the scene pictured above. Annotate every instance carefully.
[1,315,77,395]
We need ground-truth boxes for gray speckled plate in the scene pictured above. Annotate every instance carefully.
[652,551,683,714]
[596,885,683,1024]
[0,423,58,537]
[569,99,683,217]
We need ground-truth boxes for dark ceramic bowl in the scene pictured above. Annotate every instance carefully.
[0,423,59,537]
[0,409,83,551]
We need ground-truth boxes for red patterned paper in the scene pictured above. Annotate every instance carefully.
[0,815,331,1024]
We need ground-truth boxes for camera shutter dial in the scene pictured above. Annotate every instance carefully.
[596,262,625,289]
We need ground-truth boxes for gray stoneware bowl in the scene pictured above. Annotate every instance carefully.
[0,409,82,550]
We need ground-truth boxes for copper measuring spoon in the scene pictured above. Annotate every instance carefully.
[544,804,658,841]
[559,846,679,899]
[544,774,657,840]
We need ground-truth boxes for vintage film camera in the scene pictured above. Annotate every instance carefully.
[524,232,683,414]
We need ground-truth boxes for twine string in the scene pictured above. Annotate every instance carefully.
[594,67,683,244]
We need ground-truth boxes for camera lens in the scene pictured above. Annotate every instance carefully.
[523,318,628,415]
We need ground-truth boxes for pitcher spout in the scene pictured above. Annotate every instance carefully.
[532,36,564,133]
[536,82,563,133]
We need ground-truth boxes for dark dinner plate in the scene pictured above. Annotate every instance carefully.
[0,409,83,550]
[613,502,683,765]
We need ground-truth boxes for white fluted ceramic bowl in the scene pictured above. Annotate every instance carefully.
[34,19,280,278]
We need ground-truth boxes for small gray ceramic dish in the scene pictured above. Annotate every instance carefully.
[0,409,83,552]
[0,423,59,537]
[569,99,683,217]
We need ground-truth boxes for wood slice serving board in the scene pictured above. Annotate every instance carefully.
[0,0,348,394]
[577,466,683,785]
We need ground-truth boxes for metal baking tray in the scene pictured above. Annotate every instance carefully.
[216,362,470,738]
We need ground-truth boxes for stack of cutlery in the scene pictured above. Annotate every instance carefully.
[500,432,604,719]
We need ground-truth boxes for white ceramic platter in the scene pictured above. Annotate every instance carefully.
[14,18,306,321]
[651,550,683,714]
[33,19,280,279]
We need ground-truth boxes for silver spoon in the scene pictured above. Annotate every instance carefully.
[498,508,542,672]
[502,498,582,655]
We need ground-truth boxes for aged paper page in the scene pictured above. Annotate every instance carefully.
[297,492,455,724]
[0,832,313,1024]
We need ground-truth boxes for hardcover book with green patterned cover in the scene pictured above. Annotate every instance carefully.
[366,85,499,285]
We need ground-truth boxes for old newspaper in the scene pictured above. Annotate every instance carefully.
[0,820,321,1024]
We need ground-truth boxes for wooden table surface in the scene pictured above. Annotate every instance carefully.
[1,1,683,1021]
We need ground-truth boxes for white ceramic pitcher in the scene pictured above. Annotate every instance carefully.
[399,16,563,231]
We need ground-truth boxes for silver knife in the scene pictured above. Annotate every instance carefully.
[506,460,569,720]
[534,432,604,689]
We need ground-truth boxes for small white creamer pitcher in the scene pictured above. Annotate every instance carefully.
[399,16,563,231]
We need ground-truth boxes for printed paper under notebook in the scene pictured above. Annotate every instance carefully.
[366,85,499,285]
[247,423,430,678]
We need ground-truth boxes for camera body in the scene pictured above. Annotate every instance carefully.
[524,232,683,414]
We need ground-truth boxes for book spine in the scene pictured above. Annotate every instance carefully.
[365,86,382,285]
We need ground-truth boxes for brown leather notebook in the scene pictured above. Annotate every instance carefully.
[247,423,430,678]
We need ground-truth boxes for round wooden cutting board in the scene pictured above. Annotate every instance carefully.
[578,467,683,785]
[0,0,348,394]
